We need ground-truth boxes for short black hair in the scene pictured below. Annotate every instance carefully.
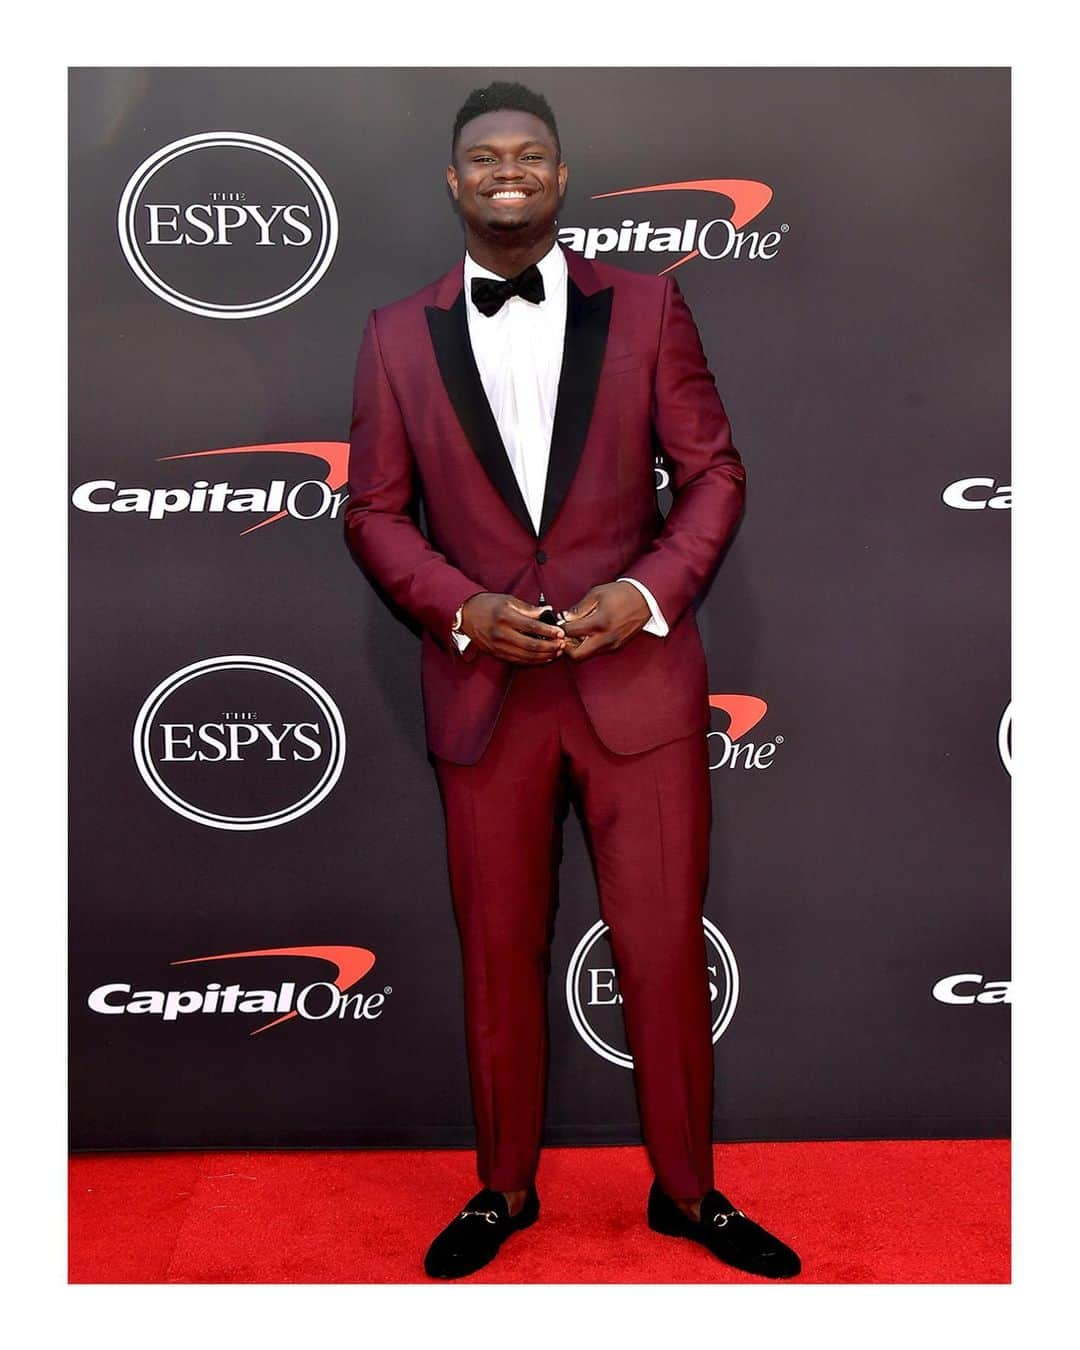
[451,81,561,162]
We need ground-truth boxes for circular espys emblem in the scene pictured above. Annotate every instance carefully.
[565,917,739,1068]
[997,701,1012,776]
[117,131,338,319]
[132,655,346,831]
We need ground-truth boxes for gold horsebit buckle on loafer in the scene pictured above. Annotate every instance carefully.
[711,1208,746,1228]
[458,1208,500,1224]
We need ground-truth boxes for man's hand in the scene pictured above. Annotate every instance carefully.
[558,582,651,662]
[460,593,567,665]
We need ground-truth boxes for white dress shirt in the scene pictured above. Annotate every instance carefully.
[451,239,669,651]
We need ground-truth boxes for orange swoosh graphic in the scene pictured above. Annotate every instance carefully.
[171,944,376,1035]
[158,442,350,535]
[708,694,768,741]
[591,179,773,274]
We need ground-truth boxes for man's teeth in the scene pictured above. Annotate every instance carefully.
[491,191,528,199]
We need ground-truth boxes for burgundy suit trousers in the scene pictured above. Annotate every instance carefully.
[432,651,716,1201]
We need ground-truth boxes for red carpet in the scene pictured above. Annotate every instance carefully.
[68,1139,1009,1283]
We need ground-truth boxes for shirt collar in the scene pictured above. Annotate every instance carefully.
[463,238,566,305]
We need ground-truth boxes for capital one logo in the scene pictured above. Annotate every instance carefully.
[565,918,738,1068]
[87,945,390,1036]
[118,132,338,319]
[942,477,1011,510]
[932,973,1011,1005]
[560,178,783,274]
[133,655,346,830]
[72,441,349,535]
[708,694,782,771]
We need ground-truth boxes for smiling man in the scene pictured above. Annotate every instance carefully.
[344,80,800,1281]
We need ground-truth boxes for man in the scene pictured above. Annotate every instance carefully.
[344,80,800,1281]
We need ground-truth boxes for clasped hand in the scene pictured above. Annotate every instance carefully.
[460,581,651,665]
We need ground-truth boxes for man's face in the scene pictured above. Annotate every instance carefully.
[447,109,566,240]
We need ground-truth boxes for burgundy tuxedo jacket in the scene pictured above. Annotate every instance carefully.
[344,242,746,765]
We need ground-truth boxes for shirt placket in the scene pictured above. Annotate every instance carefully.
[518,301,549,536]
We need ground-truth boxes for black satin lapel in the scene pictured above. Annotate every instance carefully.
[424,290,537,540]
[538,279,614,540]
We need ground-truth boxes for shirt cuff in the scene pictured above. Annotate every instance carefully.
[617,576,669,637]
[451,627,471,652]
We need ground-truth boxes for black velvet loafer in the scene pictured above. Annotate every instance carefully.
[647,1179,801,1279]
[423,1185,540,1279]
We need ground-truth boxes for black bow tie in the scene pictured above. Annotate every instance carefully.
[470,263,545,317]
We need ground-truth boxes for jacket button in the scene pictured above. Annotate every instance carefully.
[535,549,548,564]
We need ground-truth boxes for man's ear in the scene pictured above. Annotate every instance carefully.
[446,165,458,202]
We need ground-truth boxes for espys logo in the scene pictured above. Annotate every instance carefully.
[566,918,738,1068]
[931,973,1011,1005]
[133,656,346,831]
[708,694,782,771]
[87,945,390,1035]
[997,701,1012,776]
[561,178,783,272]
[71,442,349,535]
[117,132,338,319]
[942,478,1011,510]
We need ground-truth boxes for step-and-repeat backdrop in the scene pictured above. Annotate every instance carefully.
[69,68,1010,1150]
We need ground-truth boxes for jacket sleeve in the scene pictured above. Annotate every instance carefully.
[618,275,747,631]
[343,307,486,656]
